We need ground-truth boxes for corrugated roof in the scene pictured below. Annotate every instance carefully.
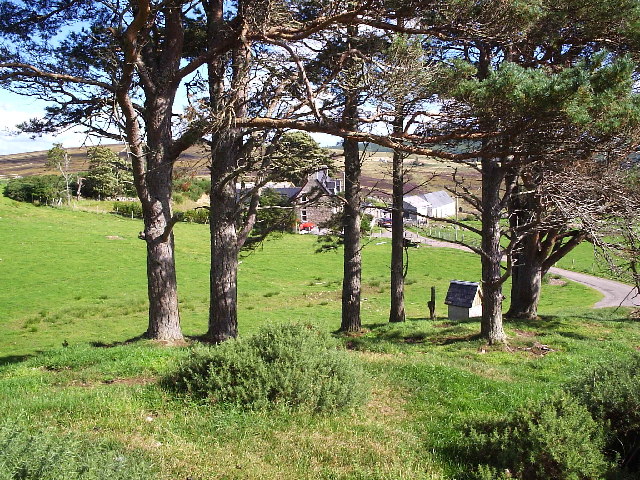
[423,190,454,209]
[444,280,481,308]
[404,194,431,211]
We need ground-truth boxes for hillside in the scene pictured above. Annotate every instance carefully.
[0,195,638,479]
[0,144,481,202]
[0,143,211,180]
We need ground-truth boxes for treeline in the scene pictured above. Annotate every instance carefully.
[2,146,135,205]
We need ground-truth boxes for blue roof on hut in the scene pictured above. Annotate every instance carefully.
[444,280,481,308]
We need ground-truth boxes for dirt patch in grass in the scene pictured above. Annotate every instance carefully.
[63,376,158,388]
[103,376,158,386]
[434,322,453,328]
[513,328,540,338]
[547,278,567,286]
[505,342,555,357]
[404,335,426,344]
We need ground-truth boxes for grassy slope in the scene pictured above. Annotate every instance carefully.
[1,196,638,479]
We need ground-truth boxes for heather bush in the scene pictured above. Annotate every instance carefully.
[463,394,610,480]
[0,419,154,479]
[567,354,640,472]
[164,323,368,412]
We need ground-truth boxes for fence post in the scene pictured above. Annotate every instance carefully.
[428,286,436,320]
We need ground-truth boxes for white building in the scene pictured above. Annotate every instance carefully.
[403,190,456,222]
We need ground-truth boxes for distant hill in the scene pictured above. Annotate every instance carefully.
[328,141,479,155]
[0,143,211,179]
[328,142,394,153]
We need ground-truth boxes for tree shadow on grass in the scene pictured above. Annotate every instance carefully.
[342,318,482,351]
[0,354,33,368]
[89,333,157,348]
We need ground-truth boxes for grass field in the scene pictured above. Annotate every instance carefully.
[1,195,638,479]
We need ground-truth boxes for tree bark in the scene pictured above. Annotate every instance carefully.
[341,135,363,332]
[207,134,240,342]
[389,147,405,323]
[480,155,507,344]
[507,232,543,320]
[141,161,183,341]
[205,3,246,342]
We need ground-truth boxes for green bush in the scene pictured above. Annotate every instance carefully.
[112,201,143,219]
[567,354,640,471]
[0,419,154,479]
[182,207,209,223]
[463,394,610,480]
[164,323,368,412]
[172,192,185,205]
[3,175,66,204]
[173,178,211,201]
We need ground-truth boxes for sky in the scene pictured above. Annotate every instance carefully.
[0,90,94,155]
[0,89,341,156]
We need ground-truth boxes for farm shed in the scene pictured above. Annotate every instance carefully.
[444,280,482,320]
[403,190,456,222]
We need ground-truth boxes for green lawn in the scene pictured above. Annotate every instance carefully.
[0,196,637,479]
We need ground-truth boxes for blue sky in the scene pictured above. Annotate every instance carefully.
[0,89,340,156]
[0,90,92,155]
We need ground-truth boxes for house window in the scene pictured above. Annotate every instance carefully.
[301,209,308,221]
[301,195,308,203]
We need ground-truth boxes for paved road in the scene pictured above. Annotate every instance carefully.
[372,229,639,309]
[548,267,638,308]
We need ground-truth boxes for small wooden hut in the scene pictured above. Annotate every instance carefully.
[444,280,482,320]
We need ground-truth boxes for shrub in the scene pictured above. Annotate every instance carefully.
[4,175,66,204]
[463,394,610,480]
[182,208,209,223]
[112,201,143,219]
[0,419,154,479]
[567,354,640,471]
[164,323,368,412]
[173,177,210,201]
[172,192,185,205]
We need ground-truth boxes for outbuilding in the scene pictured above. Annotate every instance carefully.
[444,280,482,320]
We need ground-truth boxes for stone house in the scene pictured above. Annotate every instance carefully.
[271,167,344,227]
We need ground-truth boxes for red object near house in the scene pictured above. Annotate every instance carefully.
[300,222,316,230]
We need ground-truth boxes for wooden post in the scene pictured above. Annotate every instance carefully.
[427,286,436,320]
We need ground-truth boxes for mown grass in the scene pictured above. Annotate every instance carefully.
[1,195,638,479]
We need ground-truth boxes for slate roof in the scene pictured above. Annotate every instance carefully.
[272,187,302,199]
[444,280,481,308]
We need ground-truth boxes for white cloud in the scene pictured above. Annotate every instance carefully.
[0,100,101,155]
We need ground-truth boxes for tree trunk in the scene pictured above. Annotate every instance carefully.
[341,136,362,332]
[389,147,405,323]
[480,156,507,344]
[204,6,248,341]
[507,232,543,320]
[207,129,242,343]
[141,163,183,341]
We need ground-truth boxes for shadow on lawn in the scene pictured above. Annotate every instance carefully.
[342,318,482,350]
[0,354,32,367]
